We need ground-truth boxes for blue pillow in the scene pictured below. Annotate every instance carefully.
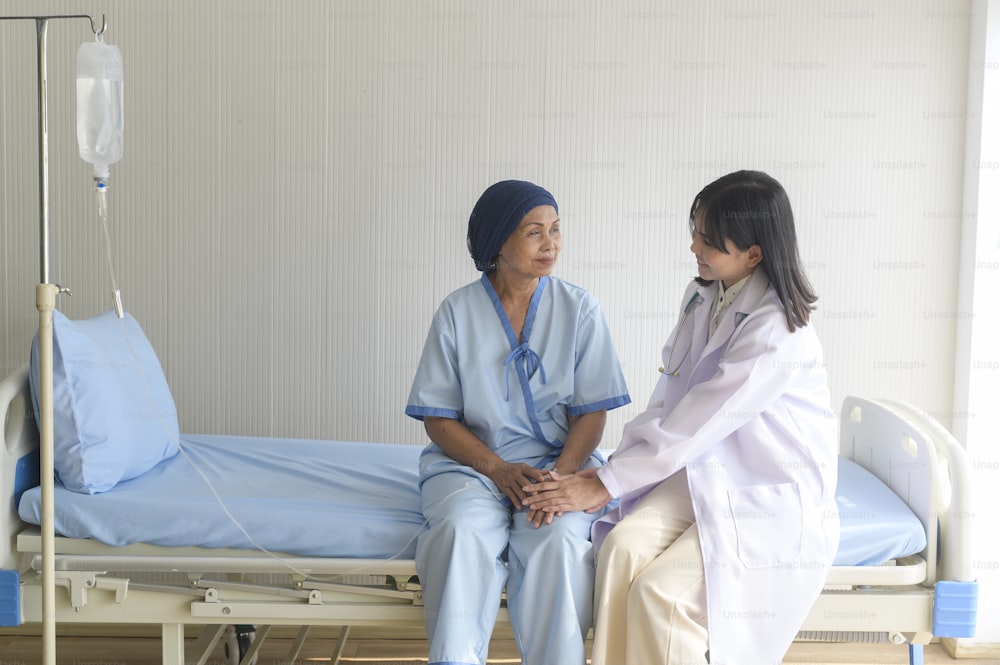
[833,457,927,566]
[28,310,180,494]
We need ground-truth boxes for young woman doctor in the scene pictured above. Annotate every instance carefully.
[523,170,840,665]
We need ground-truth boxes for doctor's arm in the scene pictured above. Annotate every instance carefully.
[528,311,810,511]
[599,313,810,496]
[423,416,547,508]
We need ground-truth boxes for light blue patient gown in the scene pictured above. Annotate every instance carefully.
[406,274,630,665]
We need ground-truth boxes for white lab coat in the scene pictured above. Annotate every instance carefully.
[594,268,840,665]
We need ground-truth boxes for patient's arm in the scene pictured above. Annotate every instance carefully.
[423,416,547,508]
[553,410,606,476]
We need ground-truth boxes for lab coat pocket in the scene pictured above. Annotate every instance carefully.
[727,482,804,569]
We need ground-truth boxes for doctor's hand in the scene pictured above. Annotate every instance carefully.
[522,468,612,517]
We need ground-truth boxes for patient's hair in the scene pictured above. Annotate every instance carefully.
[689,170,817,331]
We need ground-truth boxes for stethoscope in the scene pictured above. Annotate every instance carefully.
[659,291,704,377]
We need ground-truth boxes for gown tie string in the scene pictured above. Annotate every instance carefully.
[502,343,546,400]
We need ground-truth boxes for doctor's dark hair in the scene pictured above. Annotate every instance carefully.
[689,170,817,331]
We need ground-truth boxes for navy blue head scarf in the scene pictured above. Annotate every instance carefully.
[467,180,559,272]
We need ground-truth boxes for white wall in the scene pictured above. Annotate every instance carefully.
[953,0,1000,649]
[2,0,996,644]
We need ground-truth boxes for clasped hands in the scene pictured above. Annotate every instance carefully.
[521,468,613,528]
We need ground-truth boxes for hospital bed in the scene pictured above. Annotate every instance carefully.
[0,360,978,665]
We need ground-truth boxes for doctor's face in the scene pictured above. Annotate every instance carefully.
[690,213,761,289]
[496,205,561,280]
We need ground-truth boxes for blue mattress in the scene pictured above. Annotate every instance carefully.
[833,457,927,566]
[18,435,426,559]
[17,436,926,565]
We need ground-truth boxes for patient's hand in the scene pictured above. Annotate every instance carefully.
[483,460,548,509]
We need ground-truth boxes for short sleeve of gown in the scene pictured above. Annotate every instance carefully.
[405,302,462,421]
[567,295,631,417]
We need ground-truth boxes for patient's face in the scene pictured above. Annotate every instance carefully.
[495,205,561,280]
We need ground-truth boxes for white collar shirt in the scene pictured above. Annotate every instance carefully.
[709,273,751,337]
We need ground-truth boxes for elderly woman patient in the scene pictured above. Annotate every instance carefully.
[405,180,630,665]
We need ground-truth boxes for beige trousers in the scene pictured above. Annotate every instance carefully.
[591,469,710,665]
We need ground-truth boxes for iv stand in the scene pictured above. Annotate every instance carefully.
[0,14,107,665]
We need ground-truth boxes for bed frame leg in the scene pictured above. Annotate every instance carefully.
[185,625,227,665]
[283,626,311,664]
[162,623,184,665]
[330,625,350,665]
[908,643,924,665]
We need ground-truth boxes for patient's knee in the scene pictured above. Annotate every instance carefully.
[542,510,593,540]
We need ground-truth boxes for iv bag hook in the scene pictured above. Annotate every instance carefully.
[91,14,107,38]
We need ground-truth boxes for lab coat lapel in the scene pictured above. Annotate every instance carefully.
[695,269,770,366]
[686,287,713,373]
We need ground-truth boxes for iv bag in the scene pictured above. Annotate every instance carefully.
[77,39,124,179]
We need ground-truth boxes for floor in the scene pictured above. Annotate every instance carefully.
[0,634,994,665]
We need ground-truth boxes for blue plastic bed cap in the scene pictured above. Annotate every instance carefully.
[0,570,20,626]
[932,580,978,638]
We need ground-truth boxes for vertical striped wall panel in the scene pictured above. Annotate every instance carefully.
[1,0,972,444]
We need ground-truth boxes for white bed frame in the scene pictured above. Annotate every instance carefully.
[0,365,978,665]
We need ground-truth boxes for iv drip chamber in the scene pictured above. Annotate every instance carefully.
[76,38,123,180]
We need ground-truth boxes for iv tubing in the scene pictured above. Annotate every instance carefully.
[0,14,107,665]
[96,182,125,318]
